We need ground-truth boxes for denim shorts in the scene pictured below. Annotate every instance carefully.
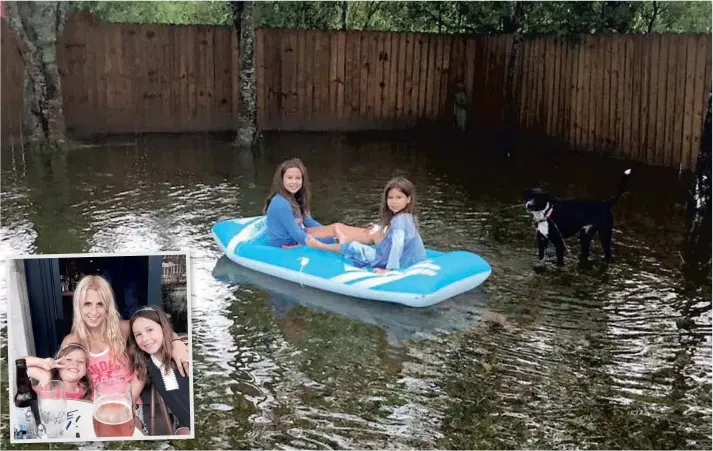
[341,241,376,266]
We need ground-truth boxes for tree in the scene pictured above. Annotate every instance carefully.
[231,1,258,149]
[69,1,712,34]
[72,0,232,25]
[4,1,70,148]
[340,1,348,30]
[682,92,712,285]
[500,1,527,159]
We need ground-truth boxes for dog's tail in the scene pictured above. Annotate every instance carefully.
[610,168,632,205]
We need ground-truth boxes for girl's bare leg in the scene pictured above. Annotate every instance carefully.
[306,235,341,253]
[307,222,373,244]
[305,224,337,238]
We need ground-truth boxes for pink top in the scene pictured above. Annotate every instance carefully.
[64,389,85,400]
[87,348,142,404]
[33,383,86,400]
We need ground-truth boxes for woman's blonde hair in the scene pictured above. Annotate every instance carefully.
[71,275,125,361]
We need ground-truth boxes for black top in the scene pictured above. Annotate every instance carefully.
[148,359,191,431]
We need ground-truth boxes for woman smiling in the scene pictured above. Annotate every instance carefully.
[60,275,189,425]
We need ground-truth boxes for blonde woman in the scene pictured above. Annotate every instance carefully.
[61,275,189,424]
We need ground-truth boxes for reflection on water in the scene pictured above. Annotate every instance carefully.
[1,132,710,449]
[212,256,490,346]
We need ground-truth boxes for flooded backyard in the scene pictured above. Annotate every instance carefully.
[1,131,710,449]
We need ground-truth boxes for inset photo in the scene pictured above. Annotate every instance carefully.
[6,252,194,443]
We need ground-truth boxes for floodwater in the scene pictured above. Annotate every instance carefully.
[1,132,710,450]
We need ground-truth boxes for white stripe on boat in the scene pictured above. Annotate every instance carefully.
[331,271,378,284]
[227,217,266,253]
[410,261,440,271]
[331,260,441,285]
[231,217,257,225]
[349,267,438,289]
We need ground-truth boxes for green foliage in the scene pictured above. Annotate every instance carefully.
[71,1,711,34]
[646,1,713,33]
[72,0,233,26]
[255,1,343,29]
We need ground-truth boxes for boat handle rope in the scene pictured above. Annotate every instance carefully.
[297,257,310,287]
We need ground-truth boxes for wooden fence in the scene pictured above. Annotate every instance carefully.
[514,34,712,170]
[2,12,240,139]
[2,13,711,170]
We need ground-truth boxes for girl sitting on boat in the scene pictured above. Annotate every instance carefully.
[307,176,427,272]
[264,157,375,248]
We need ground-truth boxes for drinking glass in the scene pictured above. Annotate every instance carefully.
[92,378,134,438]
[37,380,66,439]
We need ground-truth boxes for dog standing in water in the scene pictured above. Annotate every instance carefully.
[524,169,632,266]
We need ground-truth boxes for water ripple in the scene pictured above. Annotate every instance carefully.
[0,133,710,450]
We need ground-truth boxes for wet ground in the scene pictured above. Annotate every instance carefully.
[1,131,710,449]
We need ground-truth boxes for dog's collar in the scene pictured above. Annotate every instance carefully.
[531,203,553,223]
[531,203,553,237]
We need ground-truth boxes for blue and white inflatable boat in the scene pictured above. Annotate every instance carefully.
[212,216,492,308]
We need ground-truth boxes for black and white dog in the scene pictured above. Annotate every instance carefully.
[524,169,632,266]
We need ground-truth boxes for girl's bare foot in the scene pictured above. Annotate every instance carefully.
[306,235,323,249]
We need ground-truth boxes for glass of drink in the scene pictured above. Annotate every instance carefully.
[92,378,135,438]
[37,380,66,438]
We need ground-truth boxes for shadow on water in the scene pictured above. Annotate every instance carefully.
[0,131,710,450]
[212,255,490,346]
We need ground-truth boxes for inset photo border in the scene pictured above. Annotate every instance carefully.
[6,251,195,444]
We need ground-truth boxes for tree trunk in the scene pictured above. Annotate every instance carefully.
[682,92,712,285]
[341,1,348,30]
[500,2,524,159]
[4,1,69,149]
[231,1,258,149]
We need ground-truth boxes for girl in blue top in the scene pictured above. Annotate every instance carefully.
[264,158,376,248]
[307,176,427,272]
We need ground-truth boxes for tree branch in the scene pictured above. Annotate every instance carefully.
[56,1,71,39]
[437,1,443,34]
[647,1,659,33]
[413,5,461,33]
[362,1,380,30]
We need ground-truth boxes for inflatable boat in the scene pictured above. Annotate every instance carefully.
[211,216,492,308]
[212,256,490,344]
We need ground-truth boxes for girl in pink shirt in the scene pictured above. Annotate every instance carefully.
[23,343,92,400]
[61,275,143,404]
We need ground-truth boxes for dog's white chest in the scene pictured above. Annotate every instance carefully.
[531,203,553,237]
[536,219,549,237]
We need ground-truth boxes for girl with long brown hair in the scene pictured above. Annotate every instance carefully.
[127,306,191,435]
[307,176,427,272]
[264,158,376,248]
